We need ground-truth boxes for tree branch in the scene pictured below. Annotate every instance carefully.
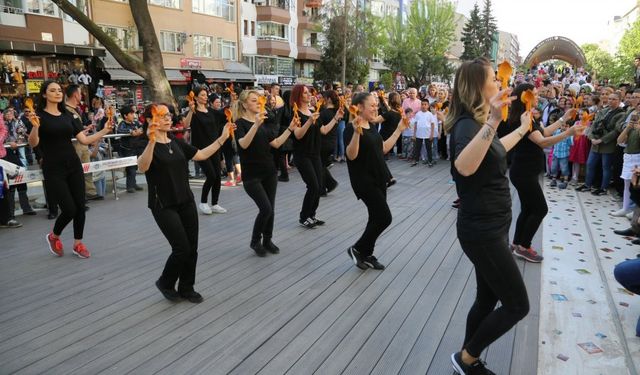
[51,0,145,76]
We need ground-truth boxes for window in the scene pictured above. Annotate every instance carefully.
[149,0,181,9]
[243,20,248,36]
[193,35,213,57]
[160,31,183,53]
[251,21,255,36]
[288,26,295,43]
[63,0,87,22]
[257,22,288,40]
[217,39,236,61]
[100,25,138,50]
[192,0,235,21]
[25,0,59,15]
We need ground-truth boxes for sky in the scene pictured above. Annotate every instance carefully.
[454,0,637,56]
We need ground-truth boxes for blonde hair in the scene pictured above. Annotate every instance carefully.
[444,57,492,134]
[233,89,260,121]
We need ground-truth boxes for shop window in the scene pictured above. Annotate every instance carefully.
[192,0,235,22]
[160,31,184,53]
[193,35,213,58]
[257,22,288,41]
[149,0,181,9]
[217,39,236,61]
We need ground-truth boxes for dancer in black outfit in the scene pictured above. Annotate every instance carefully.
[446,58,532,375]
[318,90,345,195]
[234,90,300,256]
[28,80,113,259]
[185,88,227,215]
[290,84,322,228]
[506,83,582,263]
[138,104,233,303]
[344,92,408,271]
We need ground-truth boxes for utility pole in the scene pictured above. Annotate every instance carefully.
[341,0,348,89]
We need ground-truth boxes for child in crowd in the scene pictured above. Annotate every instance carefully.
[401,107,415,160]
[429,101,440,163]
[549,121,574,189]
[90,141,107,199]
[569,109,592,184]
[410,99,436,167]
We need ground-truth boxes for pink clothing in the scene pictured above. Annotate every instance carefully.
[0,116,7,159]
[402,98,421,119]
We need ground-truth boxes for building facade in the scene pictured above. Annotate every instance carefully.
[496,30,520,68]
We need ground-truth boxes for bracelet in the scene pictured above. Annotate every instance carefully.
[217,139,223,146]
[285,128,292,133]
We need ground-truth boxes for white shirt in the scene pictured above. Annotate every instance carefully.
[78,73,92,85]
[412,111,436,139]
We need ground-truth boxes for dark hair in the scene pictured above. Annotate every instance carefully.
[321,90,339,106]
[507,83,535,128]
[351,92,371,107]
[65,84,80,98]
[404,107,413,114]
[121,105,136,116]
[37,80,66,113]
[290,84,306,107]
[420,98,430,103]
[194,87,208,99]
[388,92,401,110]
[209,94,220,103]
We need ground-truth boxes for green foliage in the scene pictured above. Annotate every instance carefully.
[460,2,482,60]
[379,71,394,90]
[479,0,497,58]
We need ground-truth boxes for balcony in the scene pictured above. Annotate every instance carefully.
[298,13,320,30]
[297,43,320,61]
[257,39,291,57]
[255,0,291,24]
[1,5,26,27]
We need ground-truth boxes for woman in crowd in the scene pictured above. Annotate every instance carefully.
[318,90,345,195]
[276,90,294,181]
[506,83,581,263]
[185,88,227,215]
[138,103,233,303]
[613,101,640,216]
[28,80,113,259]
[290,84,322,228]
[446,57,532,375]
[234,90,300,256]
[344,92,408,271]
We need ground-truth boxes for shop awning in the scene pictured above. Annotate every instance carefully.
[165,69,187,82]
[201,70,255,82]
[0,40,106,57]
[105,69,143,81]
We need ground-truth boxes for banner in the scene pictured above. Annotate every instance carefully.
[8,156,138,186]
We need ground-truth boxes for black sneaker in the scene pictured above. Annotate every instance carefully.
[263,239,280,254]
[451,352,496,375]
[387,178,397,188]
[327,182,339,193]
[155,280,180,302]
[364,255,385,270]
[278,175,289,182]
[299,218,317,229]
[591,188,606,196]
[347,247,368,270]
[251,241,267,257]
[410,162,417,167]
[311,217,325,226]
[575,184,590,192]
[179,290,203,303]
[134,185,144,191]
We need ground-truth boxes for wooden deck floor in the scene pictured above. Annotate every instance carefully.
[0,158,539,375]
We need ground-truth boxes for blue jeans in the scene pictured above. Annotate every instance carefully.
[94,177,106,197]
[335,120,345,158]
[614,258,640,336]
[551,156,570,177]
[585,151,613,189]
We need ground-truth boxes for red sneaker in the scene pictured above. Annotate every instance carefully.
[223,180,236,187]
[73,242,91,259]
[236,174,242,184]
[46,233,63,257]
[514,245,543,263]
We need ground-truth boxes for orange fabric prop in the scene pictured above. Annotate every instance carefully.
[292,103,300,125]
[149,105,161,142]
[572,96,584,120]
[224,107,234,138]
[497,61,512,121]
[436,102,443,111]
[258,95,267,113]
[520,89,535,131]
[24,98,39,126]
[348,105,362,135]
[188,91,195,103]
[315,98,324,113]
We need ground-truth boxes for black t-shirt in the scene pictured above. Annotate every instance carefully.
[319,107,337,149]
[235,118,277,180]
[380,110,401,140]
[344,124,391,198]
[190,108,224,150]
[293,111,321,157]
[37,110,83,169]
[510,120,545,173]
[145,138,197,209]
[450,113,511,242]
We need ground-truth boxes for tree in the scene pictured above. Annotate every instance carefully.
[51,0,174,103]
[479,0,497,58]
[460,2,483,60]
[381,0,456,86]
[582,43,615,80]
[616,17,640,83]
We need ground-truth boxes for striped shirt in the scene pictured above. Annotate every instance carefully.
[552,129,573,158]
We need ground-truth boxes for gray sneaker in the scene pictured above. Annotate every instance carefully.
[0,219,22,228]
[549,179,557,187]
[558,181,568,189]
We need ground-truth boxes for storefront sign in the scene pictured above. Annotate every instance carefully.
[27,71,59,79]
[255,75,279,84]
[278,76,296,86]
[306,0,322,8]
[296,77,314,85]
[180,58,202,69]
[180,70,192,80]
[26,80,44,95]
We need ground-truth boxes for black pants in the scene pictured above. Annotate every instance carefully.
[296,154,323,220]
[0,186,9,224]
[613,145,625,196]
[8,183,33,219]
[438,135,448,159]
[198,156,221,205]
[120,147,138,189]
[459,234,529,357]
[321,145,337,193]
[222,141,236,174]
[353,186,392,257]
[274,149,288,178]
[151,200,199,292]
[413,138,433,162]
[510,168,548,248]
[44,162,86,239]
[243,173,278,243]
[395,135,402,155]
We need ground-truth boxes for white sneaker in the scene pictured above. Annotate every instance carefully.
[626,211,634,220]
[211,204,227,214]
[610,209,631,217]
[198,203,213,215]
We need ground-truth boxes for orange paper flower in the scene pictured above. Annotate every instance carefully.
[188,91,195,103]
[315,98,324,113]
[149,105,161,142]
[224,107,234,138]
[292,102,300,125]
[497,61,513,121]
[24,97,39,126]
[436,102,443,111]
[348,105,362,135]
[520,89,535,131]
[258,95,267,113]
